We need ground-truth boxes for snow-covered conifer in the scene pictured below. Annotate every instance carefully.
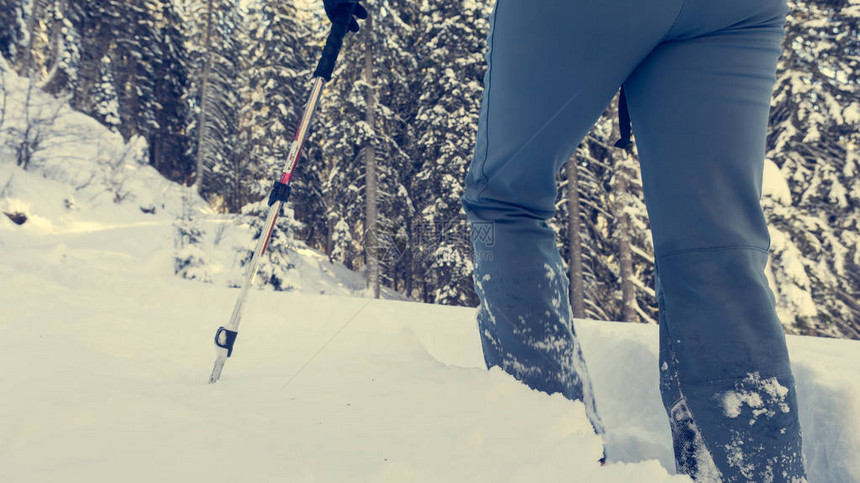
[314,0,416,289]
[0,1,25,62]
[410,0,490,305]
[237,200,304,291]
[238,0,308,201]
[763,0,860,337]
[183,0,244,209]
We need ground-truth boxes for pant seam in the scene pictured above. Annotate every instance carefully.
[657,244,769,260]
[477,0,500,189]
[661,0,692,42]
[473,86,584,204]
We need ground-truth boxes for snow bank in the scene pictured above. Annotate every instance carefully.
[763,158,793,205]
[0,235,685,482]
[1,166,859,482]
[2,53,858,483]
[0,62,381,299]
[1,229,858,482]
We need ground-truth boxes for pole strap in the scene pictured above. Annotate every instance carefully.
[268,181,292,207]
[215,327,238,357]
[614,86,634,152]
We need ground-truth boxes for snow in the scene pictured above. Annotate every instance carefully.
[763,158,793,205]
[718,373,791,420]
[2,55,860,483]
[844,103,860,124]
[0,210,685,482]
[6,218,856,483]
[5,204,854,483]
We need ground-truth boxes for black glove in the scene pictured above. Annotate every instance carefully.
[323,0,368,33]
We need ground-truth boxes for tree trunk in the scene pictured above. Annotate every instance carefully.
[326,215,333,261]
[72,29,107,116]
[363,10,379,298]
[18,0,40,76]
[1,68,8,130]
[42,0,67,93]
[566,153,587,319]
[193,0,215,193]
[405,215,413,298]
[615,148,636,322]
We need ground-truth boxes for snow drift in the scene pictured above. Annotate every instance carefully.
[1,55,859,483]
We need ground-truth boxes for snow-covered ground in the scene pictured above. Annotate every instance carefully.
[2,182,859,482]
[2,59,859,483]
[0,55,381,299]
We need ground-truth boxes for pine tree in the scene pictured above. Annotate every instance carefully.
[151,0,192,182]
[313,16,367,270]
[245,0,307,173]
[40,0,81,95]
[0,0,25,62]
[67,0,112,117]
[559,142,617,322]
[101,1,191,182]
[409,0,488,305]
[362,9,382,297]
[50,0,117,125]
[553,98,657,325]
[315,0,416,290]
[237,0,308,207]
[285,5,332,253]
[764,0,860,338]
[174,189,211,283]
[565,151,588,319]
[237,200,304,291]
[183,0,244,209]
[91,54,119,128]
[602,103,656,324]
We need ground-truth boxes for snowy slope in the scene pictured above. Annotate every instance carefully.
[0,165,682,482]
[1,201,859,482]
[2,57,859,483]
[0,162,857,483]
[0,58,385,299]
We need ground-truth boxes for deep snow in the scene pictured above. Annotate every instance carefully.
[1,201,859,482]
[2,57,859,483]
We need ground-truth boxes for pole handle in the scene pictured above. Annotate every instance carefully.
[313,20,351,81]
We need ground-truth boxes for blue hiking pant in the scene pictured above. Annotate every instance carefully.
[461,0,806,480]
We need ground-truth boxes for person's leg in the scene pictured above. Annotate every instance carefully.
[461,0,684,435]
[624,0,806,479]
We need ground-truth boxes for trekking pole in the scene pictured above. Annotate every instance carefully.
[209,15,357,384]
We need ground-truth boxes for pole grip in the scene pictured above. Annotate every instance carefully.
[313,21,351,81]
